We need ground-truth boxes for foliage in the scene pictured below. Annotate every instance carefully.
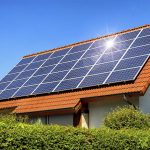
[0,115,150,150]
[104,106,150,130]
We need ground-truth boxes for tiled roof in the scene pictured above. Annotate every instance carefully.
[0,25,150,114]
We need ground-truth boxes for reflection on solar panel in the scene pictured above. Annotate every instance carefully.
[0,27,150,100]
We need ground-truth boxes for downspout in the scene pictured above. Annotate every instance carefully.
[123,94,137,109]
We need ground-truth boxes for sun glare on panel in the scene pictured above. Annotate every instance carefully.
[105,40,115,49]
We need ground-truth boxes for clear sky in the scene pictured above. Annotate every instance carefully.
[0,0,149,80]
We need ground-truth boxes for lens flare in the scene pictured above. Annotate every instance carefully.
[106,40,114,48]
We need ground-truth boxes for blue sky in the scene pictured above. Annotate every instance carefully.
[0,0,149,80]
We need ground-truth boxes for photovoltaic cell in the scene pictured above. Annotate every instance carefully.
[9,64,28,74]
[0,73,19,83]
[43,71,68,83]
[50,48,70,58]
[60,51,85,63]
[24,75,47,86]
[54,77,83,92]
[115,30,140,42]
[105,67,140,84]
[123,45,150,59]
[25,61,45,71]
[33,65,56,76]
[89,61,117,75]
[131,36,150,48]
[0,88,18,100]
[73,56,100,69]
[0,82,11,91]
[115,55,148,71]
[52,61,76,72]
[82,47,105,58]
[97,50,125,64]
[68,42,92,54]
[7,78,28,89]
[17,56,35,66]
[42,56,63,67]
[65,66,92,79]
[90,37,113,49]
[139,28,150,37]
[33,82,59,95]
[16,69,36,80]
[106,39,133,53]
[79,73,109,88]
[33,52,52,62]
[13,85,37,98]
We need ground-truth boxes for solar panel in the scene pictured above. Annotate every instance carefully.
[0,27,150,100]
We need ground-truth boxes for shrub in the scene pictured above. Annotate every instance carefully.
[104,106,150,130]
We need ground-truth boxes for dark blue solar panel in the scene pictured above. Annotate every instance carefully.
[52,61,76,72]
[65,66,92,79]
[79,73,109,88]
[73,56,100,69]
[89,61,117,75]
[50,48,70,58]
[115,55,148,71]
[97,50,125,64]
[42,56,63,67]
[33,65,56,76]
[33,52,52,62]
[9,64,28,74]
[24,75,47,86]
[16,69,36,80]
[124,45,150,59]
[139,28,150,37]
[33,82,59,95]
[90,37,113,49]
[13,85,37,98]
[54,77,83,92]
[105,67,140,84]
[60,51,85,63]
[43,71,68,83]
[115,30,140,42]
[17,56,35,66]
[131,36,150,48]
[68,42,92,54]
[0,82,11,91]
[0,73,19,83]
[82,47,104,58]
[7,79,28,89]
[0,88,18,100]
[25,61,44,71]
[0,28,149,101]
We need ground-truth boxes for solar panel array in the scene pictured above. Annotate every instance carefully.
[0,27,150,100]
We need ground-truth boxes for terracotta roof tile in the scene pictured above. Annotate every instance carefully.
[0,25,150,114]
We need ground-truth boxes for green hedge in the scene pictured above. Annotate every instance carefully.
[0,120,150,150]
[104,106,150,130]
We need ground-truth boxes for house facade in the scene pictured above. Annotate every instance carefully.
[0,25,150,128]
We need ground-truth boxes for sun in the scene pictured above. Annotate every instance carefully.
[106,40,115,49]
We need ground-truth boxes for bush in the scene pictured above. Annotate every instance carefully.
[0,114,150,149]
[104,106,150,130]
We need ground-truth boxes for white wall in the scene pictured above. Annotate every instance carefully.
[89,95,139,128]
[139,86,150,114]
[48,114,73,126]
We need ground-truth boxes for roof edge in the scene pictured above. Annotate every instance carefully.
[23,24,150,58]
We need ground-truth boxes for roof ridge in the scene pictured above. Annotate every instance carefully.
[23,24,150,58]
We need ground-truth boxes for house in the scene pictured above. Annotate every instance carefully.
[0,25,150,128]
